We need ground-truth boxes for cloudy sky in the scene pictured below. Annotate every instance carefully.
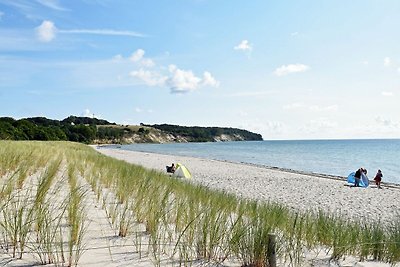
[0,0,399,140]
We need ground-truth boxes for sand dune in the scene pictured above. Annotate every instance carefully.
[3,146,399,267]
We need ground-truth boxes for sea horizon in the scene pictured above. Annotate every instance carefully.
[261,137,400,141]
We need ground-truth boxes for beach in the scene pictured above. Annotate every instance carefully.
[97,147,400,226]
[2,143,400,267]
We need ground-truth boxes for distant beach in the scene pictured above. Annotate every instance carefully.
[97,147,400,226]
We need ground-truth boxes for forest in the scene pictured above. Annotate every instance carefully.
[0,116,116,143]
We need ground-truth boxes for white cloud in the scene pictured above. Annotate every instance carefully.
[291,32,299,36]
[167,65,202,93]
[129,52,219,93]
[300,118,337,134]
[240,120,285,139]
[384,57,391,67]
[273,64,309,76]
[131,65,219,93]
[264,121,285,134]
[252,121,286,137]
[140,58,154,67]
[234,40,252,51]
[382,56,400,71]
[361,60,369,65]
[130,49,145,62]
[309,105,338,112]
[129,49,154,67]
[164,65,219,93]
[0,11,4,20]
[381,91,393,96]
[60,29,145,37]
[130,69,167,86]
[135,107,142,113]
[202,71,220,87]
[283,102,305,110]
[35,20,146,42]
[375,116,399,128]
[36,20,57,42]
[228,91,274,97]
[283,103,337,112]
[112,54,123,61]
[36,0,68,11]
[82,108,94,117]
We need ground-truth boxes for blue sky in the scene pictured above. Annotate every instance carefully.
[0,0,399,140]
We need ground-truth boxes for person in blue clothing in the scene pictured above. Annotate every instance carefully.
[361,168,369,186]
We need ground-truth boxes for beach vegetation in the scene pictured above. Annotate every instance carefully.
[0,140,400,266]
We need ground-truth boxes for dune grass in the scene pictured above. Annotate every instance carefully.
[0,140,400,266]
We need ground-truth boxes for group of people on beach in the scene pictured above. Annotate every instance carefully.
[353,168,383,189]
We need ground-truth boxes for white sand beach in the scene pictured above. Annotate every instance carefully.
[2,146,400,267]
[97,147,400,226]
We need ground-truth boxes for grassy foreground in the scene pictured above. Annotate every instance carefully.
[0,141,399,266]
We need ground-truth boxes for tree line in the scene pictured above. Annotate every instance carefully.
[0,116,119,143]
[0,116,263,144]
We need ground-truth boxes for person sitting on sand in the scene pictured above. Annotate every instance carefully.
[374,169,383,189]
[166,163,176,173]
[354,168,362,187]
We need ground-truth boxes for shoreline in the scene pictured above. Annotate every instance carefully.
[95,146,400,226]
[98,145,400,190]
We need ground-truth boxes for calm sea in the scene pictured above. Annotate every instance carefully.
[114,139,400,185]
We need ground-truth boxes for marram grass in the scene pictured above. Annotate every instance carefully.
[0,140,400,266]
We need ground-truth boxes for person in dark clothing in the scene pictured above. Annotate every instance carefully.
[166,163,176,173]
[354,168,362,187]
[374,169,383,189]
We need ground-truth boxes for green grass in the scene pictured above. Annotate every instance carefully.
[0,140,400,266]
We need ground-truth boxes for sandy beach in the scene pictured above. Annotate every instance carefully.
[97,147,400,226]
[2,144,400,267]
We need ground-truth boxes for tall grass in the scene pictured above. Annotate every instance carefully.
[0,142,87,266]
[75,143,400,266]
[1,140,400,266]
[66,163,88,267]
[0,184,33,258]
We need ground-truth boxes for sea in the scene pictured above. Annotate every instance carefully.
[112,139,400,185]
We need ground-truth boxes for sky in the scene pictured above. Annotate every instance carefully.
[0,0,399,140]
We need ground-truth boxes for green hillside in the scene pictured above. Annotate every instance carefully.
[0,116,263,144]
